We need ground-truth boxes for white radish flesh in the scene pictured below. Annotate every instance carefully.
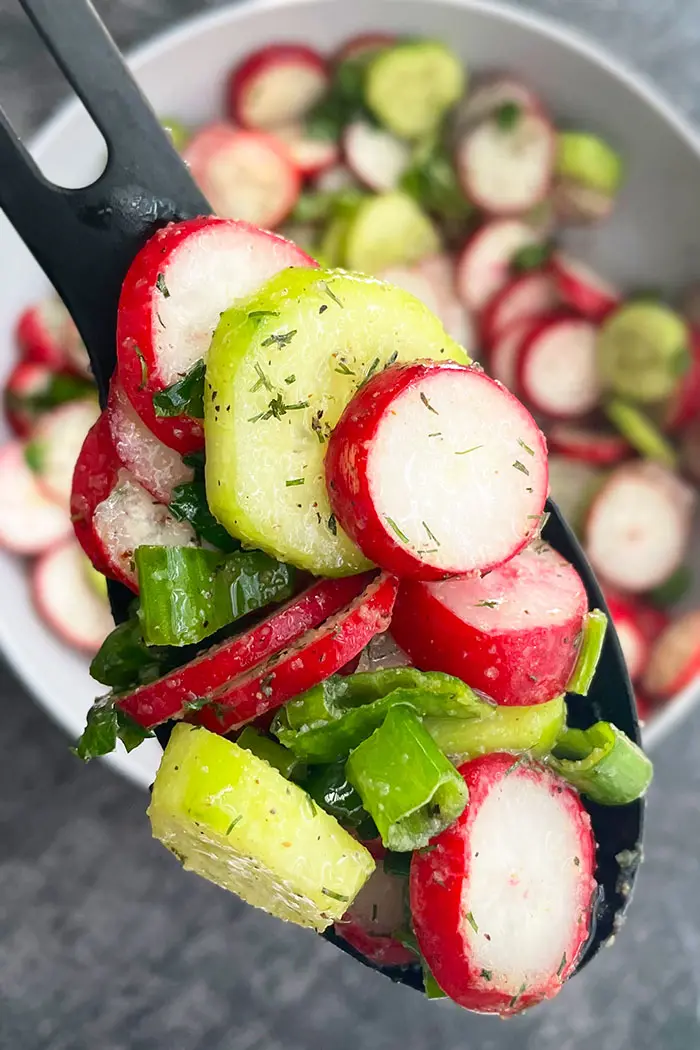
[32,400,100,508]
[519,317,600,418]
[551,253,620,320]
[33,541,113,652]
[453,77,542,135]
[585,462,695,593]
[272,123,339,177]
[231,46,328,129]
[456,220,540,313]
[483,270,559,346]
[489,318,535,392]
[458,113,554,215]
[343,121,411,192]
[0,442,71,554]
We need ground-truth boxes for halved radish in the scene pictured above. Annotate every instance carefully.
[107,380,193,504]
[584,462,695,593]
[518,315,600,419]
[228,45,328,130]
[15,299,71,370]
[604,591,651,683]
[117,217,315,454]
[452,75,543,137]
[643,610,700,699]
[481,270,559,348]
[325,362,548,580]
[271,122,339,177]
[0,442,71,554]
[391,543,587,706]
[488,317,536,393]
[117,575,373,729]
[4,361,57,437]
[457,111,555,216]
[334,33,397,64]
[552,179,614,225]
[550,252,620,321]
[456,220,540,313]
[411,752,596,1015]
[32,540,113,653]
[335,864,415,968]
[183,125,301,228]
[31,399,100,508]
[548,423,629,466]
[343,120,411,192]
[195,572,398,733]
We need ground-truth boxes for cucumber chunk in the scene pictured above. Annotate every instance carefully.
[148,723,375,930]
[366,41,465,141]
[345,192,440,274]
[205,267,469,576]
[597,301,689,403]
[555,131,623,195]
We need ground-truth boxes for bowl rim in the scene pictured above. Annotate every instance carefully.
[7,0,698,783]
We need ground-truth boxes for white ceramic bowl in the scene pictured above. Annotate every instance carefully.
[1,0,698,787]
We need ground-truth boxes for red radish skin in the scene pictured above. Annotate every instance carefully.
[3,361,57,437]
[411,753,596,1015]
[71,414,122,575]
[488,317,536,393]
[334,33,397,63]
[643,610,700,699]
[184,125,301,228]
[107,379,193,504]
[584,462,695,593]
[195,573,399,734]
[391,543,587,706]
[457,112,555,217]
[517,315,600,419]
[31,400,100,509]
[481,270,559,348]
[117,575,373,728]
[604,591,651,683]
[325,362,548,580]
[551,253,620,322]
[456,220,541,313]
[335,865,415,968]
[271,123,339,177]
[682,416,700,484]
[343,121,411,192]
[228,45,328,129]
[0,442,71,555]
[663,330,700,432]
[117,217,315,454]
[548,424,629,466]
[32,540,113,653]
[15,300,70,370]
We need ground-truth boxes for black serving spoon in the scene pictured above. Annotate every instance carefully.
[0,0,643,994]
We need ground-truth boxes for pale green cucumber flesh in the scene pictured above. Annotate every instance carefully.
[148,723,374,931]
[555,131,623,194]
[597,301,689,403]
[205,267,469,577]
[344,192,441,274]
[366,41,466,140]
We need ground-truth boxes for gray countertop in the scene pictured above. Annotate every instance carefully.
[2,1,700,1047]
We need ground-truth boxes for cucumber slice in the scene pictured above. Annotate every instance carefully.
[597,301,689,404]
[148,723,375,930]
[555,131,623,195]
[604,398,678,469]
[345,192,440,274]
[366,41,465,141]
[205,267,469,576]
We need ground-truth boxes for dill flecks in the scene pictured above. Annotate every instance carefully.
[385,517,410,544]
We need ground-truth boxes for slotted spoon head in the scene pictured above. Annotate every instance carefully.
[0,0,643,995]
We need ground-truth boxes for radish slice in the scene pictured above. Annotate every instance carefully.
[547,455,601,527]
[377,266,443,319]
[489,317,536,393]
[92,472,197,592]
[383,256,474,351]
[229,44,328,129]
[584,462,695,593]
[481,270,559,347]
[271,122,339,177]
[456,220,540,313]
[32,399,100,508]
[71,414,122,575]
[15,299,71,370]
[682,416,700,483]
[552,179,614,225]
[604,591,651,683]
[663,330,700,431]
[452,76,543,136]
[117,217,315,454]
[183,124,301,229]
[518,316,600,419]
[391,542,587,706]
[4,361,56,437]
[548,423,629,466]
[0,442,71,554]
[334,33,397,64]
[117,575,373,729]
[32,540,113,653]
[326,362,548,579]
[551,253,620,321]
[643,610,700,699]
[107,380,193,504]
[457,112,555,216]
[196,572,399,733]
[335,865,415,968]
[411,752,596,1015]
[343,121,411,192]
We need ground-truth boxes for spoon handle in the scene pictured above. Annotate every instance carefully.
[0,0,209,402]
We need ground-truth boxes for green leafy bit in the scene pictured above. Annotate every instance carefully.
[496,101,521,131]
[509,982,527,1009]
[455,445,482,455]
[322,887,350,902]
[518,437,535,456]
[73,694,153,761]
[134,345,149,391]
[285,478,305,487]
[400,138,472,227]
[327,514,337,536]
[512,459,530,476]
[385,517,410,544]
[24,441,44,474]
[364,357,381,383]
[420,392,438,414]
[226,815,243,835]
[249,309,280,320]
[557,953,567,977]
[251,362,273,392]
[181,697,210,713]
[475,599,499,608]
[465,910,479,933]
[480,970,493,981]
[90,615,178,692]
[169,480,240,552]
[153,358,205,419]
[511,242,552,274]
[7,371,94,415]
[320,282,344,309]
[334,360,355,375]
[284,374,296,385]
[261,329,297,350]
[422,521,440,547]
[156,272,170,298]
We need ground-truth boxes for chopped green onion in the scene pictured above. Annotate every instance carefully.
[152,359,206,419]
[159,115,190,151]
[169,480,240,552]
[511,242,551,274]
[548,722,653,805]
[425,695,566,762]
[566,609,608,695]
[135,546,296,646]
[422,962,447,999]
[302,762,377,840]
[236,727,307,782]
[648,565,693,607]
[400,138,473,229]
[272,669,491,763]
[346,706,469,851]
[605,398,677,469]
